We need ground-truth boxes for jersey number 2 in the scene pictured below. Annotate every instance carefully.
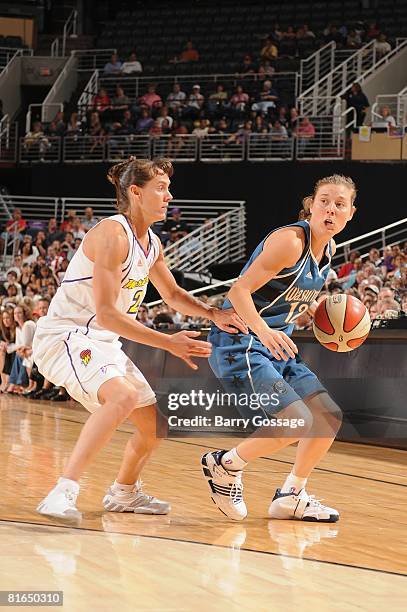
[127,289,144,315]
[285,302,308,324]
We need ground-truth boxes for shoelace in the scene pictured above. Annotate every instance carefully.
[134,480,154,503]
[230,481,244,504]
[64,489,77,507]
[307,495,326,509]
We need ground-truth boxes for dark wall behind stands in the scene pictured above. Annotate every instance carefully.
[1,162,405,252]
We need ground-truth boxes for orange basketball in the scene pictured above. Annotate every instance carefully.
[313,294,371,352]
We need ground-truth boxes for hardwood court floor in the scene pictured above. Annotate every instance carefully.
[0,395,406,611]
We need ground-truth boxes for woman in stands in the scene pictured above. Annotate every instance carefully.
[33,157,246,520]
[202,174,356,522]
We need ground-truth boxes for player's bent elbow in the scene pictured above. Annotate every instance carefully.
[95,307,116,329]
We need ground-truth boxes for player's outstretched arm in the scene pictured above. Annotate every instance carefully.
[227,228,304,360]
[88,221,212,370]
[149,243,248,334]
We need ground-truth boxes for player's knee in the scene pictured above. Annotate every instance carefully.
[112,389,141,422]
[282,400,313,434]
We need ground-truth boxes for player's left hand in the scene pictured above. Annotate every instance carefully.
[211,308,248,334]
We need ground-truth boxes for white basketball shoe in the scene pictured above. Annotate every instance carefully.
[201,451,247,521]
[102,480,171,515]
[268,488,339,522]
[37,479,81,520]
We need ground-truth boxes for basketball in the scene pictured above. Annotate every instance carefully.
[313,294,371,352]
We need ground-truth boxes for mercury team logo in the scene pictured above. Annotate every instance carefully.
[273,380,288,395]
[80,349,92,366]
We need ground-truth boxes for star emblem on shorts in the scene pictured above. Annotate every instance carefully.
[225,353,236,365]
[231,335,242,345]
[232,375,244,388]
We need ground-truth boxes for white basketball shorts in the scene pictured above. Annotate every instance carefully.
[32,329,156,413]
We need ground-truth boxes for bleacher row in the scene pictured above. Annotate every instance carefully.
[96,0,407,75]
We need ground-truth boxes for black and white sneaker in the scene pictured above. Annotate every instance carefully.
[201,451,247,521]
[268,488,339,522]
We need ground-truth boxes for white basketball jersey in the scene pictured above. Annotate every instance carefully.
[35,214,160,343]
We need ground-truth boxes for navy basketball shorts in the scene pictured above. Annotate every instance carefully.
[208,328,327,417]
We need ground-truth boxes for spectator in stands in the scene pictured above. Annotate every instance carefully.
[4,270,22,297]
[139,84,162,110]
[156,105,173,129]
[253,115,268,133]
[166,83,187,115]
[44,217,63,247]
[60,209,77,233]
[81,207,98,231]
[21,236,39,266]
[338,250,361,278]
[7,304,36,394]
[66,111,83,139]
[72,217,85,240]
[162,207,190,240]
[237,54,256,76]
[193,118,211,138]
[324,24,344,46]
[0,208,27,254]
[251,80,279,113]
[121,52,143,74]
[230,85,250,116]
[87,111,106,155]
[375,33,391,58]
[372,105,397,130]
[346,29,362,49]
[282,25,297,40]
[180,41,199,63]
[111,86,131,120]
[33,231,47,257]
[92,88,111,118]
[46,111,66,137]
[260,37,278,62]
[269,23,282,43]
[0,307,16,392]
[298,24,315,39]
[295,116,316,153]
[344,83,369,126]
[103,53,123,75]
[366,22,380,41]
[137,305,153,328]
[23,122,51,160]
[183,84,205,119]
[226,119,253,145]
[208,85,229,116]
[270,120,290,155]
[135,108,154,134]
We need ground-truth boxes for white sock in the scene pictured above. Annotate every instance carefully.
[221,448,247,471]
[281,471,307,495]
[57,477,79,492]
[112,480,136,493]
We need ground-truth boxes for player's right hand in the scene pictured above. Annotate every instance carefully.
[257,328,298,361]
[167,330,212,370]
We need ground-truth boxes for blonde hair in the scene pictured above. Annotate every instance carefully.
[107,157,173,214]
[299,174,357,220]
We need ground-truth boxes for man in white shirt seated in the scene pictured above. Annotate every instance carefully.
[121,52,143,75]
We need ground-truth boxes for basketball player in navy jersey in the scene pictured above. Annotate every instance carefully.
[33,158,247,520]
[202,175,356,522]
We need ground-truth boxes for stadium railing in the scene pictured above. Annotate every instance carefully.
[19,135,61,164]
[333,218,407,266]
[164,205,245,272]
[71,49,118,72]
[371,85,407,127]
[0,118,18,164]
[0,47,33,72]
[247,133,294,161]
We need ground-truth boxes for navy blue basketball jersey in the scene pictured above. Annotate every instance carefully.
[222,220,332,335]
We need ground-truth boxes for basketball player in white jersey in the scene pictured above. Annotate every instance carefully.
[33,158,247,520]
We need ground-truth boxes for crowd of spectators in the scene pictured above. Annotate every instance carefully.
[1,205,405,400]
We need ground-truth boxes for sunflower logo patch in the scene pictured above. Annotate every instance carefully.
[80,349,92,366]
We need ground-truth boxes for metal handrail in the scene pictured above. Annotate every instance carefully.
[299,41,335,95]
[62,9,78,57]
[334,218,407,264]
[25,103,64,134]
[164,206,246,272]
